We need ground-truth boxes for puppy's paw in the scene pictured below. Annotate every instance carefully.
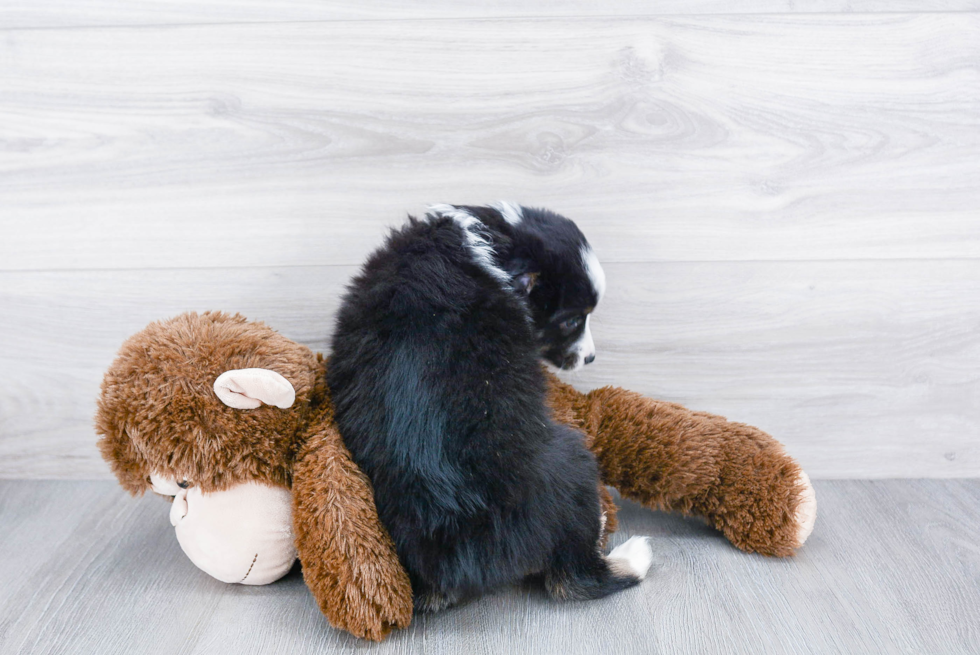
[794,470,817,548]
[414,588,462,614]
[608,536,654,580]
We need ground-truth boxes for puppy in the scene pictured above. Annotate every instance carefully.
[327,202,653,611]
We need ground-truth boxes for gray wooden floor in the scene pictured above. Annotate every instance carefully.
[2,480,978,654]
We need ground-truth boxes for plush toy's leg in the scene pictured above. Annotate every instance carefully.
[545,374,816,557]
[292,408,413,641]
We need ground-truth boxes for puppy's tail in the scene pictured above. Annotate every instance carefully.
[547,536,654,601]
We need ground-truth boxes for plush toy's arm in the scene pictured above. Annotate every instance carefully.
[545,373,816,557]
[292,407,413,641]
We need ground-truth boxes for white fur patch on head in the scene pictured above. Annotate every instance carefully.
[427,204,510,285]
[581,245,606,301]
[491,200,524,225]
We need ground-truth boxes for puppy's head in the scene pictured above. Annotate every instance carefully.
[491,203,606,371]
[533,242,604,371]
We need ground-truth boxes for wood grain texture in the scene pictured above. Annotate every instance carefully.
[2,259,977,480]
[4,1,980,30]
[1,479,978,654]
[1,10,977,480]
[2,14,979,270]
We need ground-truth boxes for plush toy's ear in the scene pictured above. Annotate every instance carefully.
[213,368,296,409]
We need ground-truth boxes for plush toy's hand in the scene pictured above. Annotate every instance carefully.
[544,373,816,557]
[292,410,413,642]
[151,474,297,585]
[589,385,816,556]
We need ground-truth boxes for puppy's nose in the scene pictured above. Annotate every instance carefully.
[584,353,595,365]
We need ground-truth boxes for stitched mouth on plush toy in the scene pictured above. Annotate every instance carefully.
[239,553,259,583]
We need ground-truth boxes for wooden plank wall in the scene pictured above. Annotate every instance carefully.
[1,2,978,479]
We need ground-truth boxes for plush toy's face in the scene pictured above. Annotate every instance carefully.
[95,312,323,585]
[95,311,321,494]
[149,473,298,585]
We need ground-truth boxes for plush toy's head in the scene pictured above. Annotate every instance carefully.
[96,311,320,494]
[96,311,325,585]
[96,311,417,636]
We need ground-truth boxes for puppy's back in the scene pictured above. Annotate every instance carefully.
[328,216,552,536]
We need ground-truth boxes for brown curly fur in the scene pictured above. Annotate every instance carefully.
[544,373,809,557]
[293,362,413,640]
[95,312,318,493]
[95,312,412,640]
[96,312,810,642]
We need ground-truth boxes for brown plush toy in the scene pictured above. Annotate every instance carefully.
[95,311,816,641]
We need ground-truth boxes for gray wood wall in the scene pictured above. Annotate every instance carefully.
[1,2,978,480]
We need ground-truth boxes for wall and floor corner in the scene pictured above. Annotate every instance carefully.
[1,2,978,653]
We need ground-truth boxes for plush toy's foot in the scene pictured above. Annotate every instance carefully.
[546,378,816,559]
[710,463,817,557]
[794,471,817,548]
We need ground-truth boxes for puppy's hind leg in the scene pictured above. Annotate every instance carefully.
[541,423,654,602]
[410,573,466,614]
[414,589,463,613]
[545,536,653,601]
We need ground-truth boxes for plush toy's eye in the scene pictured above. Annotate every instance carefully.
[558,316,583,334]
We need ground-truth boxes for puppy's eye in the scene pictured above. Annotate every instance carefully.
[558,316,583,334]
[177,480,191,489]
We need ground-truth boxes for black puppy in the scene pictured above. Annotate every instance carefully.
[327,202,652,611]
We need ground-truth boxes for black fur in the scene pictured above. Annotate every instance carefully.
[454,204,599,370]
[327,205,639,610]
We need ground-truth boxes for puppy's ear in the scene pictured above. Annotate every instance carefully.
[515,271,539,295]
[213,368,296,409]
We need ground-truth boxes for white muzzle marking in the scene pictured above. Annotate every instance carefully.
[566,316,595,371]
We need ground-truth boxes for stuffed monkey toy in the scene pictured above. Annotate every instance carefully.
[95,311,816,641]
